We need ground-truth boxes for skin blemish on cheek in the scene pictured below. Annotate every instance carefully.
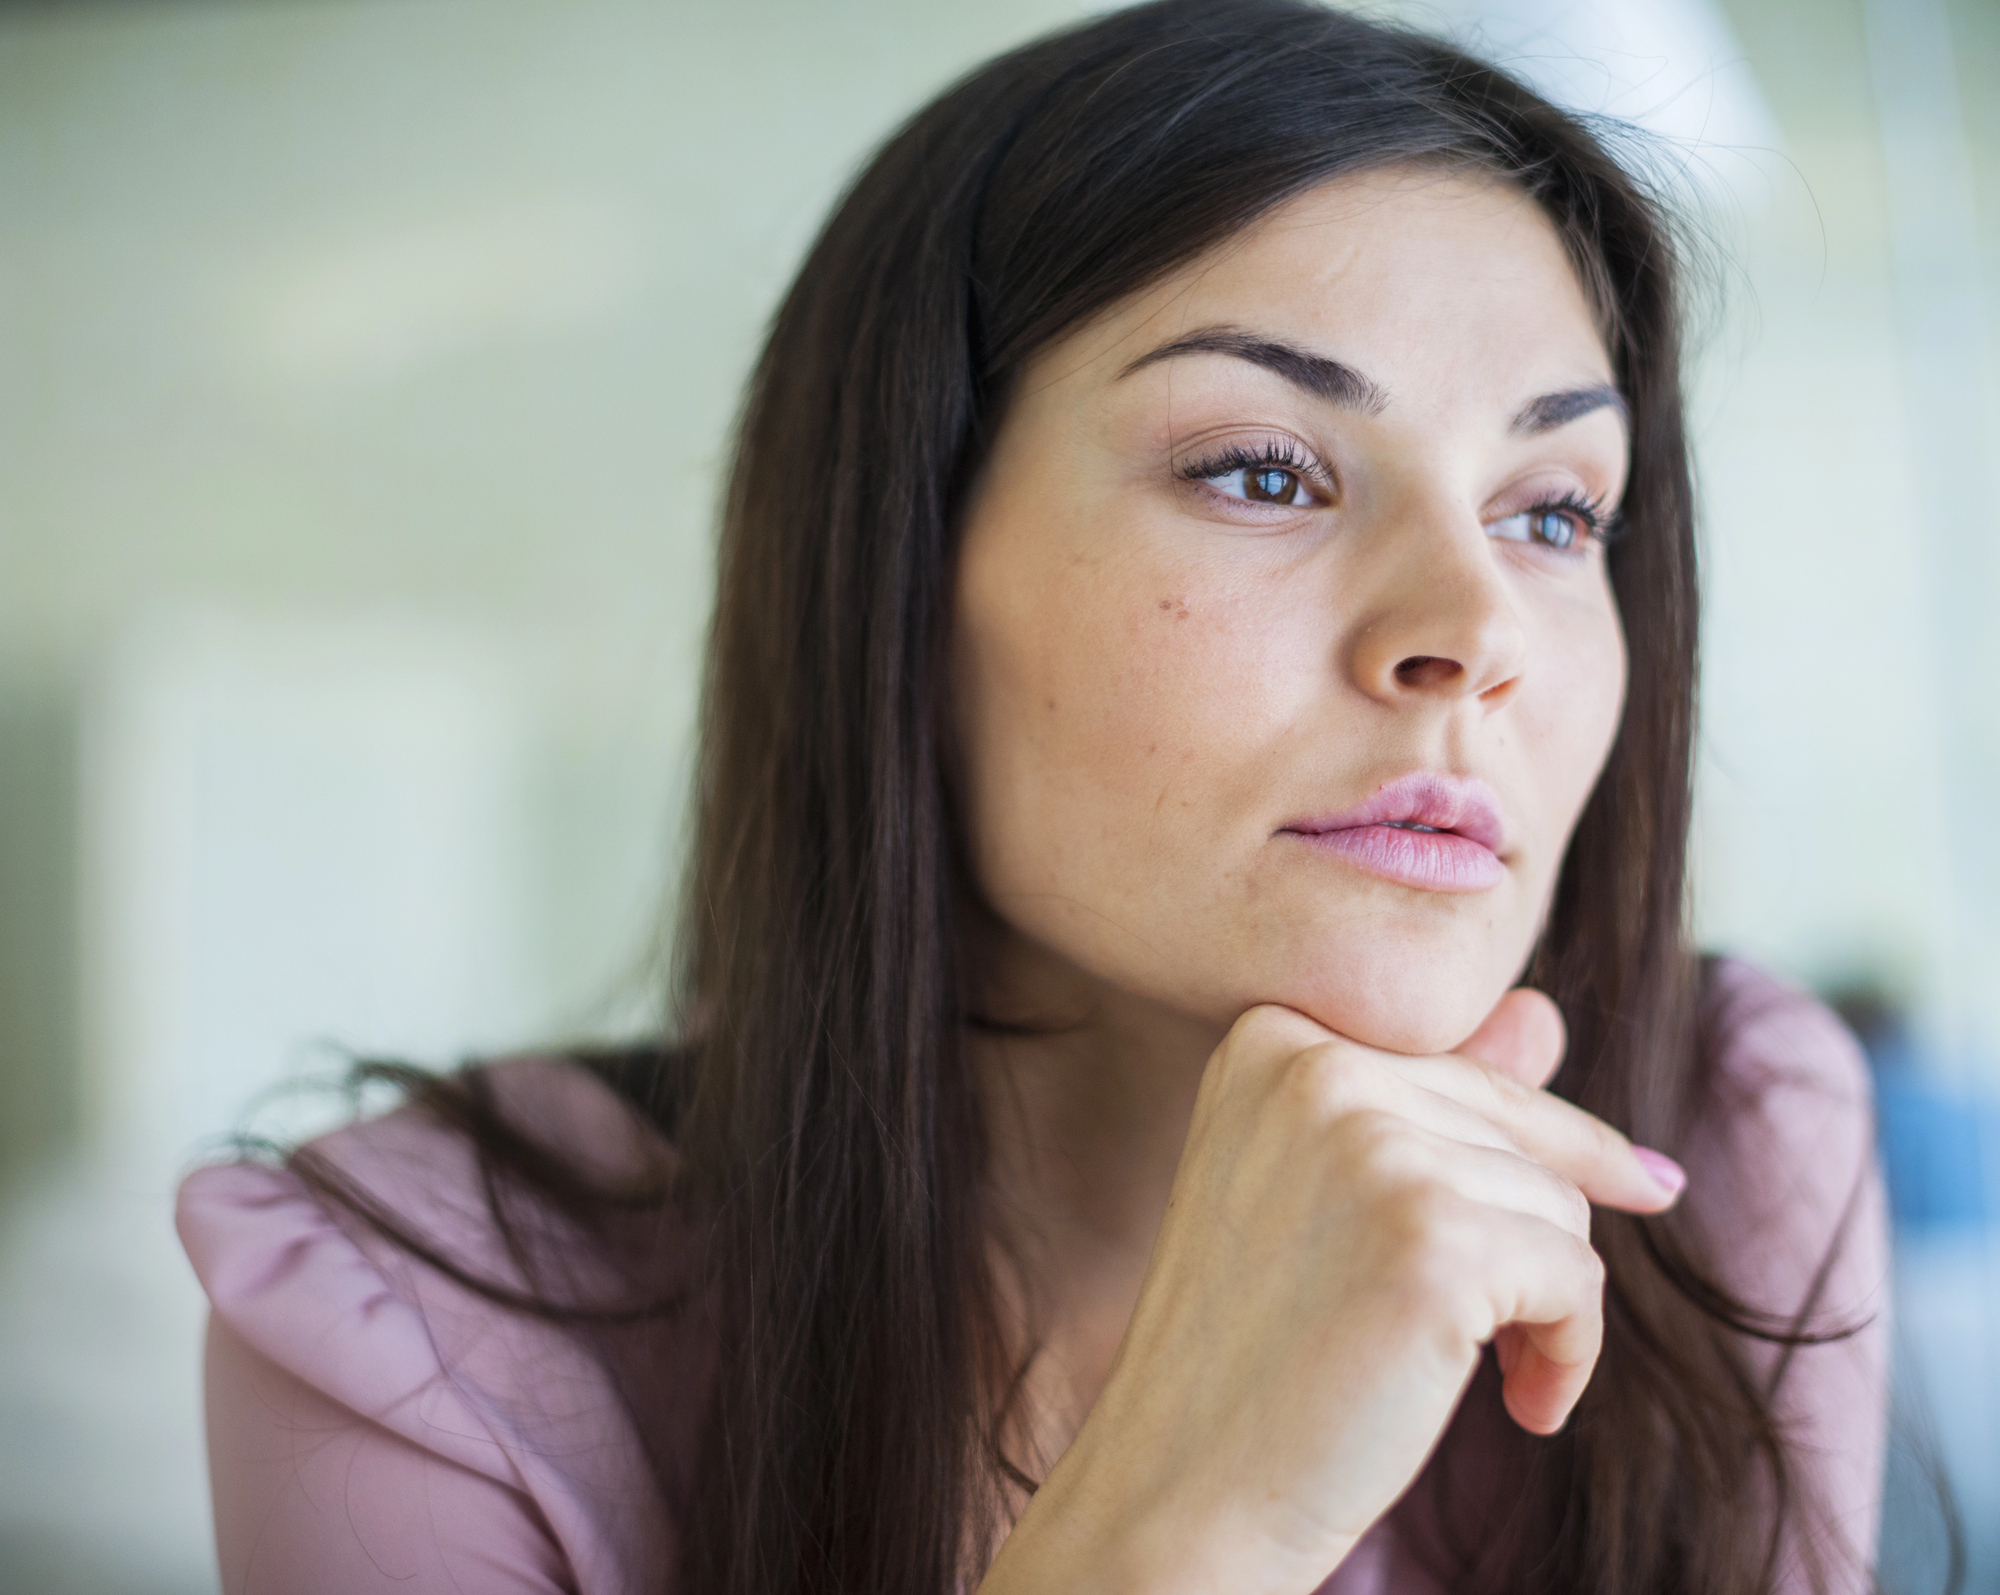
[1157,597,1190,620]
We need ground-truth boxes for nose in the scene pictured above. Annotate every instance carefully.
[1345,501,1527,710]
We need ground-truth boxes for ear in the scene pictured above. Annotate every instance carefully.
[1457,987,1566,1091]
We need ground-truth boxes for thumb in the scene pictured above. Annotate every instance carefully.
[1458,988,1566,1090]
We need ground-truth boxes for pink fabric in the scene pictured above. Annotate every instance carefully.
[178,961,1891,1594]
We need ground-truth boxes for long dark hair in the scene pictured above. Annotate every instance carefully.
[297,3,1868,1590]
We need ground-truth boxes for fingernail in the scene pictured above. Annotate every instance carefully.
[1634,1146,1687,1198]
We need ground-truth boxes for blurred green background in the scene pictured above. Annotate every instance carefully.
[1,0,1995,1588]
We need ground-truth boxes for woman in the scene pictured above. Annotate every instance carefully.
[177,2,1889,1591]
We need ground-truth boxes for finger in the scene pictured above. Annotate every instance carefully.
[1503,1327,1597,1435]
[1476,1213,1606,1434]
[1457,988,1565,1090]
[1401,1135,1591,1239]
[1214,1003,1338,1083]
[1298,1042,1667,1218]
[1197,1004,1340,1120]
[1389,1053,1684,1214]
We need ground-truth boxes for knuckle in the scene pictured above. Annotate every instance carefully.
[1462,1064,1534,1149]
[1382,1176,1462,1258]
[1231,1003,1295,1047]
[1284,1039,1379,1118]
[1398,1198,1476,1301]
[1476,1061,1532,1116]
[1556,1177,1591,1234]
[1573,1235,1608,1292]
[1242,1003,1327,1055]
[1331,1106,1418,1182]
[1212,1008,1302,1092]
[1214,1008,1274,1076]
[1224,1007,1336,1089]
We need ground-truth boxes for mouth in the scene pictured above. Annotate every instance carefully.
[1278,771,1507,894]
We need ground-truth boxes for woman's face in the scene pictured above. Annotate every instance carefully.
[952,168,1629,1056]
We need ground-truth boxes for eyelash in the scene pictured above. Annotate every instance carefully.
[1511,488,1622,551]
[1176,438,1331,500]
[1177,440,1623,550]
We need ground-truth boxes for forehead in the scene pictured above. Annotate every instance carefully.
[1038,166,1614,409]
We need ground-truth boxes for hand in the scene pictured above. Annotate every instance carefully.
[980,989,1685,1595]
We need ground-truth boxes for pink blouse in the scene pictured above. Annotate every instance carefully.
[178,959,1891,1593]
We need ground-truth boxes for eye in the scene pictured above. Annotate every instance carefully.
[1486,491,1610,553]
[1217,464,1312,505]
[1179,440,1331,509]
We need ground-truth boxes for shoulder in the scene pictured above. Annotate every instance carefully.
[1700,955,1873,1110]
[1686,969,1893,1580]
[182,1054,670,1322]
[1684,955,1889,1331]
[1690,959,1880,1249]
[178,1055,681,1593]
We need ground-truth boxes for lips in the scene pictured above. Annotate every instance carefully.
[1279,772,1507,893]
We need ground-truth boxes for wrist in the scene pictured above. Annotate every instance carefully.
[978,1425,1358,1595]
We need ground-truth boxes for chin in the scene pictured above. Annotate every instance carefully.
[1264,941,1516,1057]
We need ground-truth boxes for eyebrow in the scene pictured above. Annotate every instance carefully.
[1117,326,1389,415]
[1511,383,1628,435]
[1120,326,1627,441]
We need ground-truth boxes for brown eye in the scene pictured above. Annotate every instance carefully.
[1184,442,1327,509]
[1244,466,1302,503]
[1202,463,1313,505]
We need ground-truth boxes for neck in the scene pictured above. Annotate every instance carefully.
[964,912,1224,1456]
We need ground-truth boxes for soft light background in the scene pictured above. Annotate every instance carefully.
[0,0,1994,1589]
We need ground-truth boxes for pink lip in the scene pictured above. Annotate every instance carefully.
[1280,772,1507,894]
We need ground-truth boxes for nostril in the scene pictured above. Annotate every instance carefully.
[1394,655,1462,690]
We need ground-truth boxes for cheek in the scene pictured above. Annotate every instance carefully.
[1569,590,1628,780]
[952,519,1302,938]
[1522,581,1628,835]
